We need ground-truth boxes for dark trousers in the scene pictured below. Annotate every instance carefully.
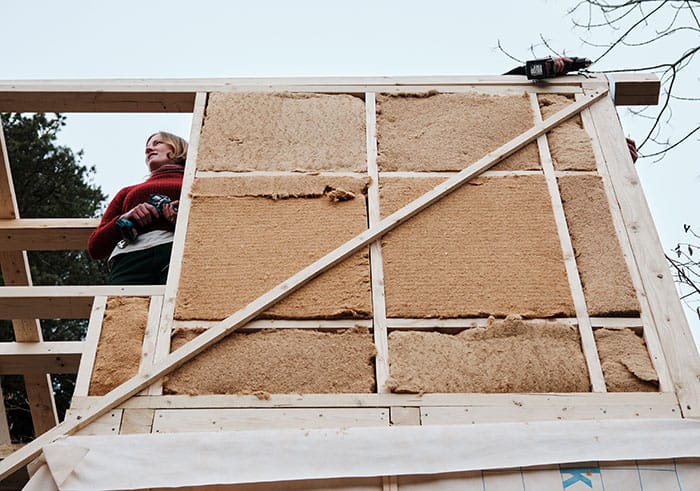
[108,242,173,285]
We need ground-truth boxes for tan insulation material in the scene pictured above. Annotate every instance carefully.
[538,93,597,171]
[376,91,541,172]
[595,328,659,392]
[379,175,575,318]
[175,175,372,320]
[386,316,590,393]
[197,92,367,172]
[164,327,376,395]
[88,297,149,396]
[558,175,640,316]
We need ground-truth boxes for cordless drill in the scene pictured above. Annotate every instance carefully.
[525,57,592,80]
[116,194,173,244]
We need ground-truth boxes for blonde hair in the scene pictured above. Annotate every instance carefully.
[147,131,188,166]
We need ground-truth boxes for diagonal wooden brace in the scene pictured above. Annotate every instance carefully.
[0,88,607,480]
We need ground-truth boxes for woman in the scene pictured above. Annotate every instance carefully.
[88,131,188,285]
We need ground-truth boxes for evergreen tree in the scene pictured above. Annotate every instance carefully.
[1,112,107,441]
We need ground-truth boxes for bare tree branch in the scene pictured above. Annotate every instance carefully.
[641,124,700,157]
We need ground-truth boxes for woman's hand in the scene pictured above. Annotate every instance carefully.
[626,138,638,163]
[552,57,573,74]
[121,202,160,228]
[161,200,179,223]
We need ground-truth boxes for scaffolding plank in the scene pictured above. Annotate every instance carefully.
[0,218,97,251]
[0,341,82,374]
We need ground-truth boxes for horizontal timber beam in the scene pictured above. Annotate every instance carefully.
[0,285,164,319]
[0,74,615,112]
[69,391,679,410]
[0,341,82,374]
[609,72,660,106]
[0,91,195,113]
[0,218,97,251]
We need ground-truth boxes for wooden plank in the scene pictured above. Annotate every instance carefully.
[589,317,644,329]
[0,385,10,444]
[173,317,642,330]
[0,294,98,319]
[72,296,107,397]
[365,92,390,394]
[382,476,399,491]
[421,399,679,425]
[119,409,154,435]
[196,170,369,179]
[610,72,661,106]
[0,74,596,91]
[0,285,165,298]
[390,407,421,425]
[0,121,59,439]
[586,93,700,418]
[23,373,57,435]
[0,341,82,374]
[579,95,674,393]
[68,391,678,410]
[0,92,195,113]
[0,285,164,319]
[152,408,389,433]
[0,89,607,481]
[0,121,18,219]
[142,296,163,396]
[0,218,97,251]
[65,409,122,436]
[529,93,606,393]
[172,319,373,330]
[140,296,163,373]
[0,120,39,339]
[387,317,643,329]
[378,170,543,178]
[0,252,42,340]
[150,92,208,396]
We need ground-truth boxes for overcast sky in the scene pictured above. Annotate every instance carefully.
[3,0,699,342]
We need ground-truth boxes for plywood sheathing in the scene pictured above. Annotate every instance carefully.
[164,327,376,395]
[197,92,367,172]
[375,91,541,172]
[88,297,149,396]
[386,316,590,393]
[175,175,372,320]
[538,94,597,171]
[595,328,659,392]
[379,175,575,318]
[558,175,640,316]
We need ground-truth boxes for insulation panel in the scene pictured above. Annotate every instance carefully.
[197,92,367,172]
[175,175,372,320]
[379,175,575,318]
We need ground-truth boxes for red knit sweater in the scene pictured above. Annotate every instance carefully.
[88,169,184,259]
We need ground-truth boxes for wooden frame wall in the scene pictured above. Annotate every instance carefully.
[2,74,697,484]
[68,81,682,419]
